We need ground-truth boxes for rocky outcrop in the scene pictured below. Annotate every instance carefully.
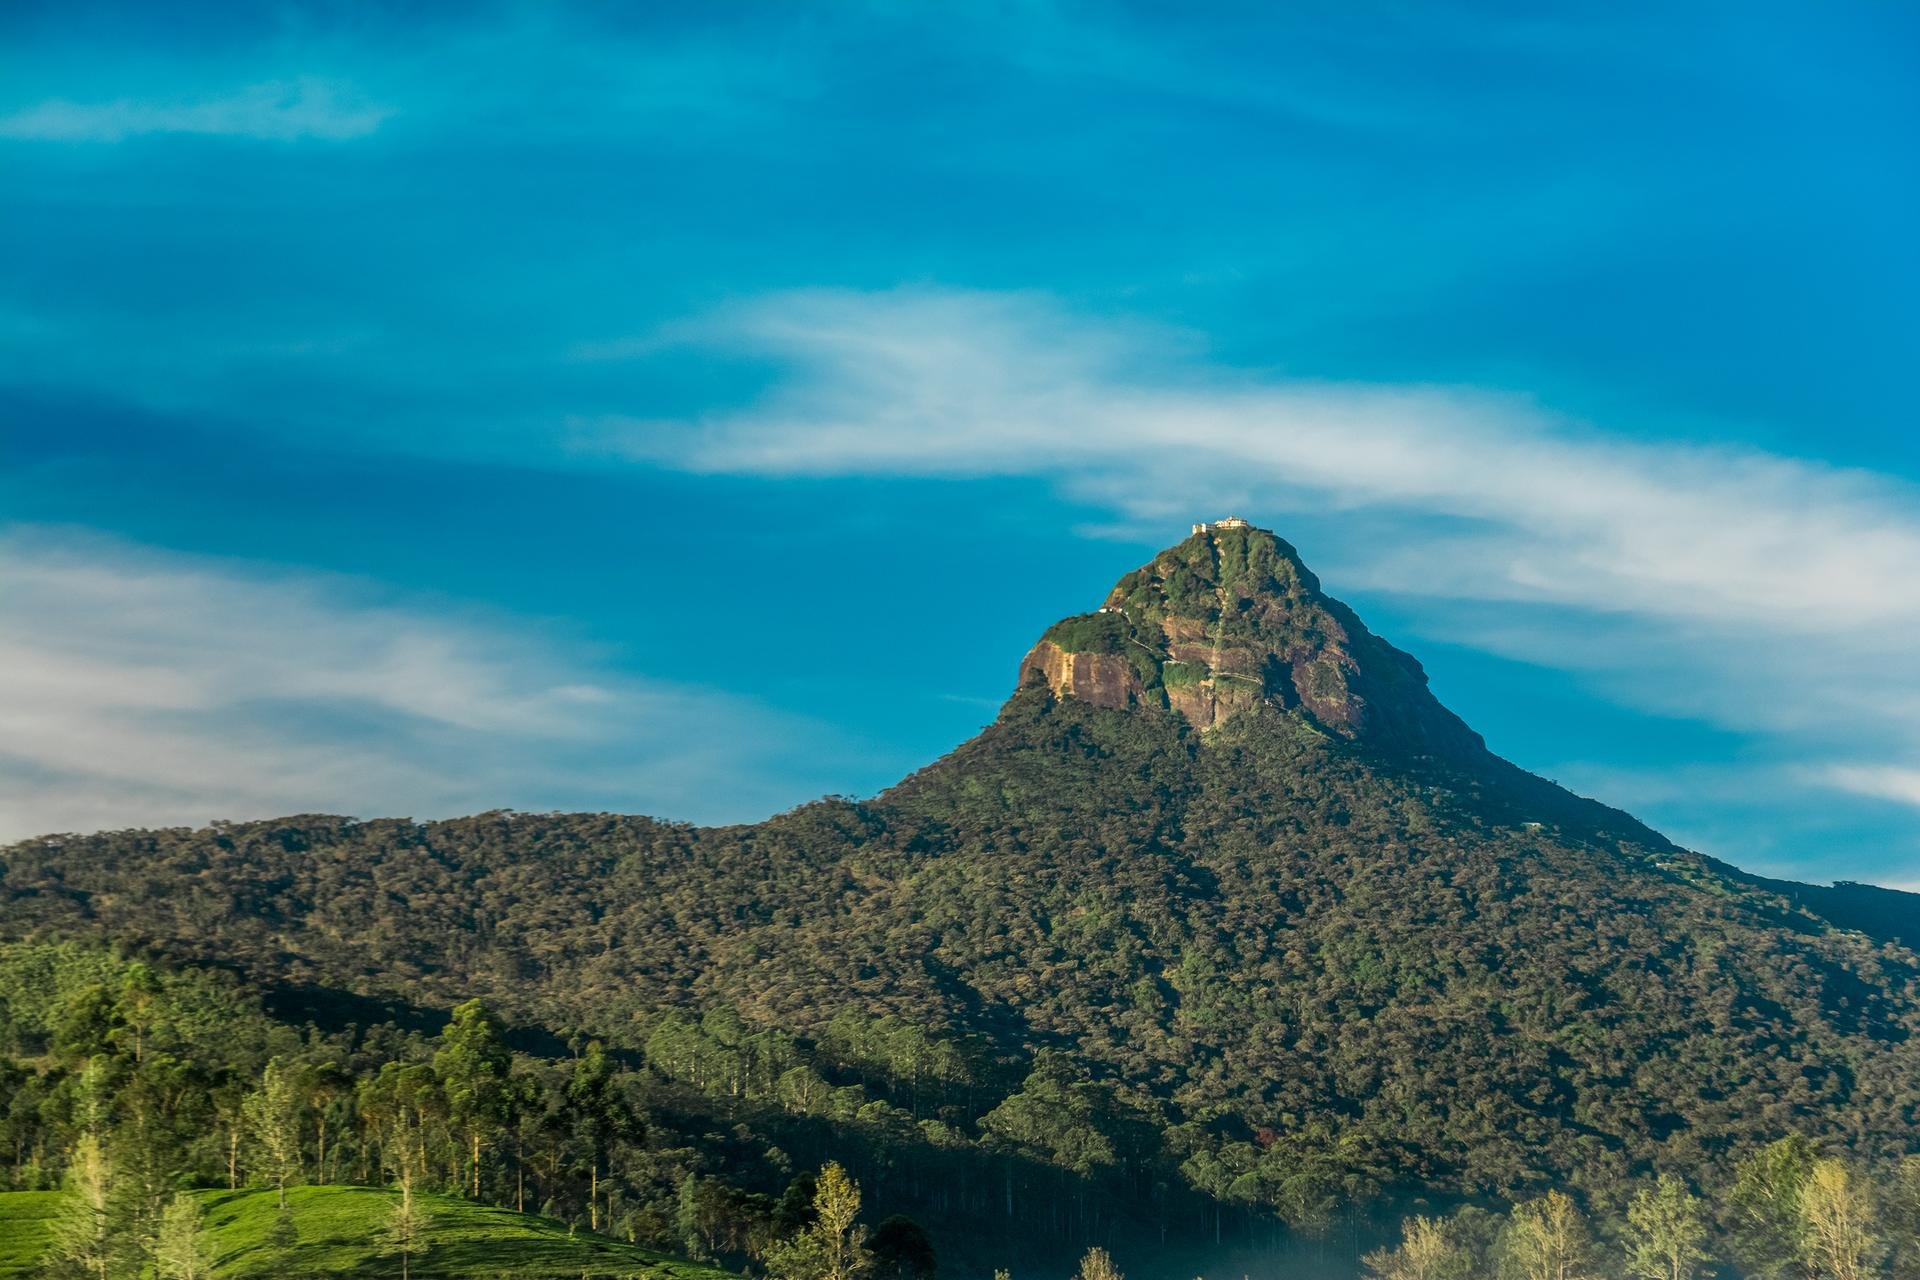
[1014,521,1489,762]
[1017,639,1149,710]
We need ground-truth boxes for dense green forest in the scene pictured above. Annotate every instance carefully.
[0,932,1299,1276]
[3,941,1918,1278]
[5,525,1919,1277]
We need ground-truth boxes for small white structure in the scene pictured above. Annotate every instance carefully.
[1192,515,1251,534]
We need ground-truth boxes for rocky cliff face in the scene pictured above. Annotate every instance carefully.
[1017,522,1488,761]
[1016,639,1150,710]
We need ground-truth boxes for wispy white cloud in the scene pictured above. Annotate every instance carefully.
[617,288,1920,632]
[0,78,390,143]
[584,286,1920,850]
[0,528,861,841]
[1820,765,1920,811]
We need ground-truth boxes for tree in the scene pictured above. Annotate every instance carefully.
[774,1170,820,1236]
[871,1214,936,1280]
[1800,1158,1880,1280]
[243,1059,304,1209]
[778,1064,831,1116]
[1625,1175,1708,1280]
[1726,1136,1815,1280]
[299,1061,350,1185]
[383,1174,434,1280]
[154,1192,214,1280]
[1882,1156,1920,1280]
[114,1054,192,1256]
[697,1177,770,1258]
[434,999,511,1200]
[1074,1247,1123,1280]
[360,1060,443,1190]
[980,1053,1116,1178]
[44,1132,115,1280]
[51,986,120,1063]
[382,1105,427,1197]
[1499,1190,1595,1280]
[1364,1215,1465,1280]
[679,1173,738,1260]
[504,1065,542,1213]
[117,963,162,1065]
[210,1080,247,1191]
[1248,1133,1377,1236]
[768,1161,873,1280]
[565,1039,636,1233]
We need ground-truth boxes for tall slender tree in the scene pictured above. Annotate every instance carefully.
[1625,1175,1709,1280]
[117,963,162,1065]
[1726,1136,1815,1280]
[299,1061,350,1185]
[154,1192,214,1280]
[1883,1155,1920,1280]
[1800,1158,1880,1280]
[433,1000,510,1200]
[769,1161,874,1280]
[1364,1214,1463,1280]
[243,1059,304,1209]
[383,1171,433,1280]
[45,1132,115,1280]
[1499,1190,1595,1280]
[565,1039,635,1232]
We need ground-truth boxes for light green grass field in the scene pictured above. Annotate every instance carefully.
[0,1185,739,1279]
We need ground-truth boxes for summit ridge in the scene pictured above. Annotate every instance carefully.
[1018,520,1484,761]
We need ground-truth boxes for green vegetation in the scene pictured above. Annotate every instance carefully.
[0,1190,63,1277]
[3,525,1920,1277]
[1039,612,1130,654]
[0,1185,737,1278]
[1158,660,1206,688]
[1357,1149,1920,1280]
[1037,611,1169,700]
[7,701,1918,1277]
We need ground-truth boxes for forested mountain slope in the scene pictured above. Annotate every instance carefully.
[4,523,1918,1220]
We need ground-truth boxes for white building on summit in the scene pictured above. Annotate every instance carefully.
[1191,515,1250,534]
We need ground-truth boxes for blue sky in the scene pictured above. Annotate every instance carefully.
[3,2,1918,886]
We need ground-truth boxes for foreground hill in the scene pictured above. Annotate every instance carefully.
[4,522,1918,1238]
[0,1185,737,1279]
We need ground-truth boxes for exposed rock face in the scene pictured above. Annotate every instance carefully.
[1016,522,1488,762]
[1017,639,1149,710]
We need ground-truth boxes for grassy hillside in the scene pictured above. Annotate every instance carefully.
[0,1191,63,1278]
[0,1186,738,1280]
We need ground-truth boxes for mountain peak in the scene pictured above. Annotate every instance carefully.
[1017,520,1486,761]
